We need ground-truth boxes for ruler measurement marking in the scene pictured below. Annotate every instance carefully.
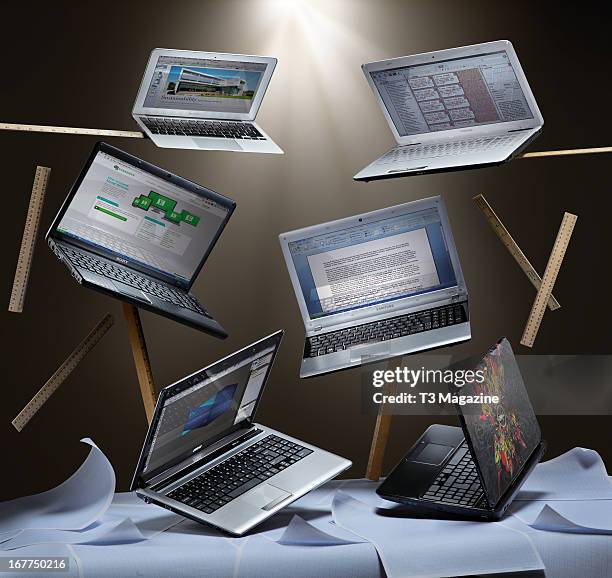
[12,313,114,431]
[0,122,143,139]
[473,194,561,311]
[520,213,577,348]
[9,166,51,313]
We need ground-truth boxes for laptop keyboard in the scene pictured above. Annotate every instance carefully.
[305,303,467,358]
[422,442,483,507]
[63,246,208,316]
[142,117,265,139]
[376,135,522,165]
[166,435,313,514]
[70,222,169,272]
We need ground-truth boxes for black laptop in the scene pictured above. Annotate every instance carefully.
[46,142,236,337]
[377,338,546,520]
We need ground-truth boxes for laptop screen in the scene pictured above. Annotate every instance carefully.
[54,150,230,287]
[142,55,267,115]
[141,333,281,479]
[457,338,541,506]
[287,204,458,320]
[370,50,534,137]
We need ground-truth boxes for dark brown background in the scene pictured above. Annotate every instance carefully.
[1,0,609,498]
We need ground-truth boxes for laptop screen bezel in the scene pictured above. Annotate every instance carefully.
[130,330,284,489]
[278,195,467,333]
[132,48,277,121]
[362,40,544,146]
[45,141,236,290]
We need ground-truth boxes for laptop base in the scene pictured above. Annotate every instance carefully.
[135,117,283,154]
[138,424,351,536]
[353,129,540,182]
[378,424,546,521]
[50,239,228,338]
[300,318,471,378]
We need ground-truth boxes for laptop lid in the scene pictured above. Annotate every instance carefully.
[47,142,236,290]
[133,48,277,122]
[131,330,284,489]
[362,40,543,146]
[453,338,541,507]
[279,196,467,334]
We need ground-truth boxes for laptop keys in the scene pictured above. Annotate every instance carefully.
[421,442,483,507]
[63,246,208,317]
[377,135,521,165]
[306,303,467,358]
[143,117,264,139]
[166,435,313,514]
[228,478,264,499]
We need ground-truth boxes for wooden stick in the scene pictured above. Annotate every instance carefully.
[366,382,397,481]
[520,212,577,348]
[0,122,143,139]
[9,166,51,313]
[12,313,114,431]
[473,194,560,311]
[519,146,612,159]
[123,303,157,423]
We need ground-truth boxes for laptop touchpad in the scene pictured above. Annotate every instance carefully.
[410,443,454,466]
[112,282,151,304]
[350,342,391,363]
[192,138,243,151]
[240,483,292,510]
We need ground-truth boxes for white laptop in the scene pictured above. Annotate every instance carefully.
[133,48,283,154]
[279,196,471,378]
[354,40,543,181]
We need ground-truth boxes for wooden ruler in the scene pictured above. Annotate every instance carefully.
[12,313,114,432]
[366,381,396,481]
[0,122,144,139]
[473,194,560,311]
[8,166,51,313]
[123,304,157,423]
[520,212,577,348]
[519,146,612,159]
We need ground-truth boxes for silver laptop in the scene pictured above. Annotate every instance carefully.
[131,331,351,536]
[354,40,543,181]
[133,48,283,154]
[279,196,470,378]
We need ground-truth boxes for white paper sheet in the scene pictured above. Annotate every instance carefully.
[501,514,612,578]
[290,479,389,510]
[70,540,241,578]
[0,439,114,535]
[277,515,365,546]
[511,501,612,534]
[332,491,544,578]
[2,446,611,577]
[517,448,612,501]
[0,492,182,552]
[0,518,145,551]
[101,493,183,539]
[236,534,380,578]
[0,531,21,544]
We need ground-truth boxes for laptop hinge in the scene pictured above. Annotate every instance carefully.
[314,326,323,332]
[146,425,260,490]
